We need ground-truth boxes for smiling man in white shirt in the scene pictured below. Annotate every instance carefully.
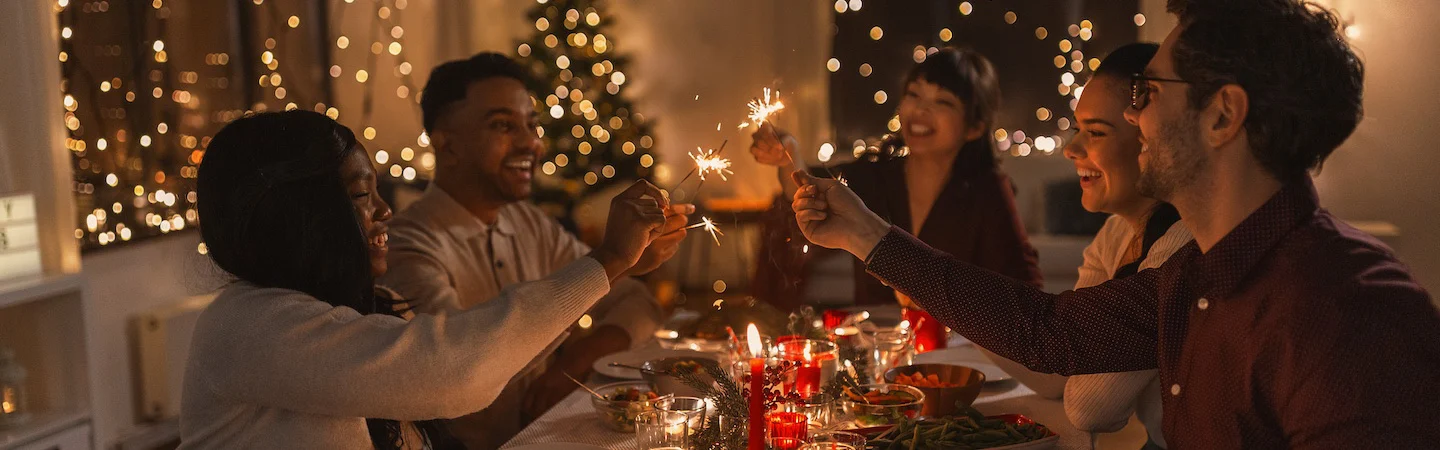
[378,52,691,449]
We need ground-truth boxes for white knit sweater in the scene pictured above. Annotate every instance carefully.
[982,213,1191,447]
[1063,214,1190,447]
[177,257,610,449]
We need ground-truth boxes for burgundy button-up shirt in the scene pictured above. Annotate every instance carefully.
[865,179,1440,448]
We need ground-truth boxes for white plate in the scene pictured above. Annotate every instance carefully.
[593,347,717,380]
[506,443,607,450]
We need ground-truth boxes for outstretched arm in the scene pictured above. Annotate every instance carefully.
[792,170,1162,375]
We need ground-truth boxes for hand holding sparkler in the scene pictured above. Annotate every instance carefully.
[748,122,798,168]
[741,87,799,172]
[628,202,695,276]
[591,180,670,281]
[791,170,890,259]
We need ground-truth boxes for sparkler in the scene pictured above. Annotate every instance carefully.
[741,87,801,172]
[683,215,724,246]
[690,146,733,181]
[669,139,729,193]
[744,87,786,128]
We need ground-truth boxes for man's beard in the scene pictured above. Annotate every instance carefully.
[1137,111,1208,202]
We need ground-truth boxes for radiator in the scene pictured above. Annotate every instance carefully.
[129,294,214,423]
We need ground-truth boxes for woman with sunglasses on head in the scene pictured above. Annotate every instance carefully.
[179,110,668,449]
[977,43,1190,450]
[750,47,1043,313]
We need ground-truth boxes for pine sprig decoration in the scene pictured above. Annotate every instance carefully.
[822,366,867,401]
[675,360,747,450]
[838,339,872,384]
[786,306,831,341]
[673,359,746,418]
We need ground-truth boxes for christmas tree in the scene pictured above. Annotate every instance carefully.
[514,0,656,230]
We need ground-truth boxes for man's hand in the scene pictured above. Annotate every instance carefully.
[791,170,891,258]
[628,203,695,276]
[591,180,668,281]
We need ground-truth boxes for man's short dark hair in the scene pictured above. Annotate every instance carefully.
[1093,43,1160,89]
[1167,0,1363,180]
[419,52,534,133]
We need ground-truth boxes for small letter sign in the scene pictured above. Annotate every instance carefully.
[0,193,41,281]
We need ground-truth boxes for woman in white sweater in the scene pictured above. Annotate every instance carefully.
[982,44,1190,449]
[180,110,669,449]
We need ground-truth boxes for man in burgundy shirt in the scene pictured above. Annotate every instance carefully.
[791,0,1440,448]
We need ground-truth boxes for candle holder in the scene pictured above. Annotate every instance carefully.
[0,349,31,429]
[779,392,839,430]
[765,411,808,449]
[656,396,708,434]
[766,437,806,450]
[800,430,867,450]
[902,308,948,353]
[777,339,838,398]
[636,409,690,449]
[867,329,914,383]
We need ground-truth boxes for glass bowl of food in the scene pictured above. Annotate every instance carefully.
[589,380,663,433]
[641,356,718,397]
[840,383,925,428]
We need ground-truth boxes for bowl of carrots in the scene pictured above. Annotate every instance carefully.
[883,363,986,417]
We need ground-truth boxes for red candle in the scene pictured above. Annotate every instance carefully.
[822,310,849,330]
[903,308,947,353]
[766,411,808,440]
[747,324,766,450]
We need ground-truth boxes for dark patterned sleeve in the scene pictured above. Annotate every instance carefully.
[865,227,1162,376]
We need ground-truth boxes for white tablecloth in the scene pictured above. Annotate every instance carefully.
[502,341,1091,449]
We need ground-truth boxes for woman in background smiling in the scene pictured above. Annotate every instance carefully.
[750,47,1043,314]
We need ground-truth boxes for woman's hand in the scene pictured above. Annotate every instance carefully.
[748,123,799,167]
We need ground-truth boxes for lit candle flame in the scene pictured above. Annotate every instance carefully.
[686,216,724,246]
[746,87,786,127]
[689,147,733,181]
[747,323,763,357]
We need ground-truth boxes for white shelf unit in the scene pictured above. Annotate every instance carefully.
[0,411,89,449]
[0,273,91,450]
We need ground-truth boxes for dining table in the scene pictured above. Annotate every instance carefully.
[502,334,1107,450]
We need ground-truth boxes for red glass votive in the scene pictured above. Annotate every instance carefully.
[823,310,849,329]
[766,411,808,441]
[777,339,838,398]
[767,437,805,450]
[902,308,947,353]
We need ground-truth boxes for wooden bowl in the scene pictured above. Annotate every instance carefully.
[883,363,986,417]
